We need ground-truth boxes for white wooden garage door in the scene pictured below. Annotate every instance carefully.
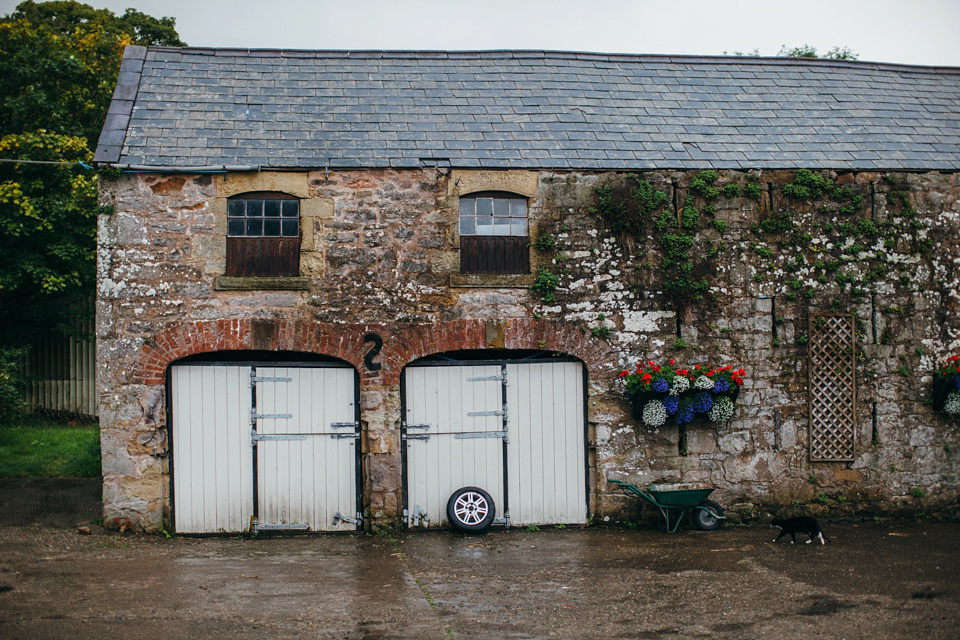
[171,364,359,534]
[403,359,586,528]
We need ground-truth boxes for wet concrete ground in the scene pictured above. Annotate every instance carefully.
[0,479,958,638]
[1,520,958,639]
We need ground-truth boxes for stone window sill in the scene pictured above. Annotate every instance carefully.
[215,276,310,291]
[450,273,534,289]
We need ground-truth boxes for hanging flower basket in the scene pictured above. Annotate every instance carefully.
[933,355,960,415]
[620,360,746,428]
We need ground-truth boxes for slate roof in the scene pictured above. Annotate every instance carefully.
[94,46,960,171]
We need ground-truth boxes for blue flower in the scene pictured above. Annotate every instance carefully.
[675,408,695,425]
[692,392,714,414]
[955,375,960,391]
[652,377,670,393]
[663,396,679,415]
[713,378,730,394]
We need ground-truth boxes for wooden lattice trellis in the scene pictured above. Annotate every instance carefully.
[809,314,856,462]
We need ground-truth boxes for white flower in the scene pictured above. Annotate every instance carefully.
[670,376,689,396]
[694,375,714,390]
[945,392,960,415]
[709,396,735,422]
[642,400,667,427]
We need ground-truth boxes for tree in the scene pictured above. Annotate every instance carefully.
[777,44,859,60]
[0,2,185,358]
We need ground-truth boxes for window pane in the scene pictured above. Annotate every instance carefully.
[245,199,263,218]
[264,200,281,217]
[227,219,245,236]
[227,200,245,217]
[476,219,494,235]
[511,219,528,235]
[282,219,299,237]
[263,219,281,236]
[493,218,512,236]
[460,216,476,235]
[493,199,510,216]
[510,199,527,217]
[245,218,262,236]
[282,200,299,217]
[459,199,475,216]
[476,198,493,216]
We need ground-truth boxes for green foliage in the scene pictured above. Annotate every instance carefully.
[0,420,101,477]
[712,218,728,232]
[679,203,700,230]
[593,174,669,237]
[689,170,719,199]
[0,347,26,421]
[673,337,687,349]
[0,2,184,351]
[530,268,560,304]
[743,182,763,200]
[796,335,809,346]
[782,169,832,200]
[532,232,557,253]
[778,44,858,60]
[911,487,926,498]
[720,183,740,199]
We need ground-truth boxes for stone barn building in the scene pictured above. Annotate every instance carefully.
[93,46,960,533]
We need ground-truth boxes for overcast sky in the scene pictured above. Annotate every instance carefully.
[3,0,959,66]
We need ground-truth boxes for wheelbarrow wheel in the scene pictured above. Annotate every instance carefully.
[692,499,724,531]
[447,487,495,533]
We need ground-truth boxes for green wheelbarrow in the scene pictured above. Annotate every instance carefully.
[608,479,726,533]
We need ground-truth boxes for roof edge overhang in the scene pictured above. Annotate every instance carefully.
[145,46,960,75]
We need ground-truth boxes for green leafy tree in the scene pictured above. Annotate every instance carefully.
[778,44,859,60]
[0,2,184,357]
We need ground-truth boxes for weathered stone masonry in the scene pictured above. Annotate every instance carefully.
[97,166,960,531]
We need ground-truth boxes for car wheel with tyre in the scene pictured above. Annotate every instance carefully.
[446,486,495,533]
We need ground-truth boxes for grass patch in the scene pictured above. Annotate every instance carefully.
[0,420,101,477]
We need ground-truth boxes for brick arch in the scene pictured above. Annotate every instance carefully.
[132,318,367,385]
[383,318,619,383]
[133,317,619,386]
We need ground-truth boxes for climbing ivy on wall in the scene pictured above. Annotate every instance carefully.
[592,171,727,313]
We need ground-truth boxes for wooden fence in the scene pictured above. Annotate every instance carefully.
[21,298,98,419]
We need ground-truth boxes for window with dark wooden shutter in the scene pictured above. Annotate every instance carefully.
[459,193,529,274]
[226,192,300,277]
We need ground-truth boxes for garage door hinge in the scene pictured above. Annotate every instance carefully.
[466,373,506,382]
[403,433,431,441]
[251,376,293,384]
[252,432,307,442]
[330,421,358,429]
[404,422,431,430]
[332,511,362,526]
[251,413,293,422]
[467,408,506,417]
[330,433,360,440]
[455,431,507,439]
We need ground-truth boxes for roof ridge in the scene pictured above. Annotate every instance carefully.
[145,46,960,74]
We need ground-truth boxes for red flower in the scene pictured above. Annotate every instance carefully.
[707,371,714,377]
[642,373,652,381]
[695,365,701,370]
[652,365,661,373]
[677,369,687,376]
[669,359,675,365]
[950,355,959,361]
[734,378,744,386]
[738,369,745,376]
[619,370,629,378]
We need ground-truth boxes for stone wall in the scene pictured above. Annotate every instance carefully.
[96,168,960,531]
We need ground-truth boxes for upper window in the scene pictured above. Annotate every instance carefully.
[459,192,529,274]
[226,192,300,277]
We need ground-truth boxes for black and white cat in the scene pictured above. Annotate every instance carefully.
[771,516,831,544]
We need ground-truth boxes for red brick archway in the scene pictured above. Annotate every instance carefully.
[133,318,619,386]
